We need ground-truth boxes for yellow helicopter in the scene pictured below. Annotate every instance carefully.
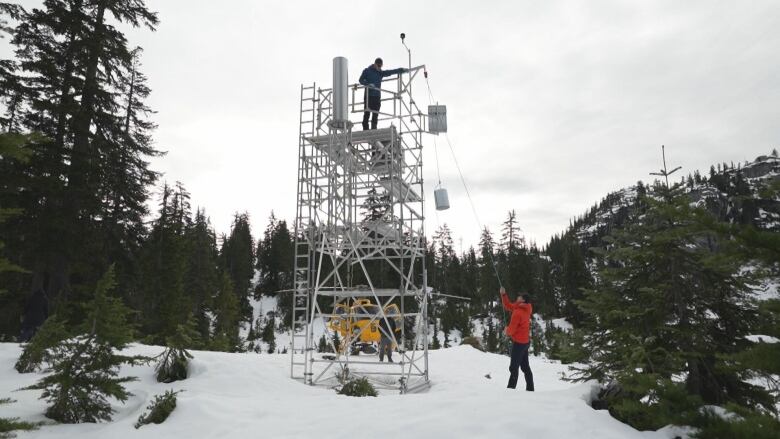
[327,298,402,354]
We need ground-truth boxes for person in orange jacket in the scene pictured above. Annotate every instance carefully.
[501,286,535,391]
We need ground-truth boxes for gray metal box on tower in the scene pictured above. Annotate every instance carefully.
[428,105,447,134]
[434,188,450,211]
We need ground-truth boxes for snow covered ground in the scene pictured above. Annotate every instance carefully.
[0,343,685,439]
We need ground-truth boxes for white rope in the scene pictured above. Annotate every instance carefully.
[424,74,507,331]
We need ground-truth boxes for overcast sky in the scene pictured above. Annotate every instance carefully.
[5,0,780,250]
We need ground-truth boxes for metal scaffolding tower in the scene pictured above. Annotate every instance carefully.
[290,58,432,393]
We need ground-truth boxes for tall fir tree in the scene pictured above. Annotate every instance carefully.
[255,212,293,296]
[220,212,255,321]
[135,183,190,343]
[255,213,294,326]
[211,271,241,352]
[477,228,502,334]
[261,315,277,354]
[573,184,774,430]
[0,132,34,337]
[0,0,160,339]
[559,238,591,324]
[182,208,219,343]
[501,209,524,251]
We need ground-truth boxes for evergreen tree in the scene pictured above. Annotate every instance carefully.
[477,228,500,304]
[134,389,180,429]
[361,187,392,223]
[485,317,498,353]
[261,315,276,354]
[255,213,294,326]
[155,314,198,383]
[534,256,558,317]
[431,319,441,350]
[572,184,774,430]
[183,208,220,343]
[0,0,160,331]
[246,318,258,342]
[255,213,293,296]
[211,271,241,352]
[461,247,479,300]
[477,228,503,336]
[14,315,68,373]
[530,318,544,356]
[729,181,780,410]
[136,183,190,343]
[432,224,468,337]
[559,239,590,324]
[0,134,31,278]
[23,266,145,423]
[501,209,523,251]
[358,186,393,290]
[220,213,255,320]
[77,265,137,347]
[0,132,34,337]
[23,336,138,423]
[0,6,25,134]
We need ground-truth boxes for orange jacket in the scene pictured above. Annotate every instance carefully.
[501,293,532,344]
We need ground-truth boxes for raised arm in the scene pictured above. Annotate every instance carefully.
[381,67,406,77]
[500,288,514,311]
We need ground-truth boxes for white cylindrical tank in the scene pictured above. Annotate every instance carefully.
[333,56,348,123]
[434,188,450,211]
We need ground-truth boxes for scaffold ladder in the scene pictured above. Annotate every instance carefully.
[291,83,316,381]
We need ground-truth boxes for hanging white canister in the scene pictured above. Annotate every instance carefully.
[434,187,450,211]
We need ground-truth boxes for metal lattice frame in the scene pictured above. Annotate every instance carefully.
[291,65,431,393]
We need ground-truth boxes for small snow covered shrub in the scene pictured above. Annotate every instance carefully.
[135,390,180,429]
[155,346,192,383]
[0,398,40,438]
[15,315,68,373]
[155,317,198,383]
[337,377,378,397]
[460,336,483,351]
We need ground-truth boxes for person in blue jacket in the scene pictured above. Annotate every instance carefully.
[359,58,406,130]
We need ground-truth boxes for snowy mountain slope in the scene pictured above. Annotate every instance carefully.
[0,343,687,439]
[568,153,780,253]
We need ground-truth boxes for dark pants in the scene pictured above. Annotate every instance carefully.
[379,336,393,362]
[508,342,534,391]
[362,92,381,130]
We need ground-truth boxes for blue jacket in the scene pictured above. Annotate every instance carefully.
[359,65,405,97]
